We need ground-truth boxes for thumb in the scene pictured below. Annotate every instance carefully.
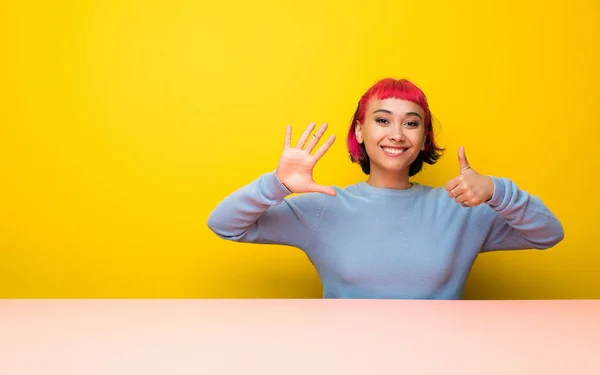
[458,146,471,172]
[309,183,337,196]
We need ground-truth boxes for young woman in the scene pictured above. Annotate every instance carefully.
[207,78,564,299]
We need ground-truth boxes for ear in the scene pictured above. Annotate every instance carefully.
[355,121,363,144]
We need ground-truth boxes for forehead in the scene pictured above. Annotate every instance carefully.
[366,98,425,117]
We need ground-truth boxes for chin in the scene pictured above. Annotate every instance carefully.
[386,165,410,173]
[373,161,410,174]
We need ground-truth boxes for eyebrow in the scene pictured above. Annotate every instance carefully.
[373,109,422,119]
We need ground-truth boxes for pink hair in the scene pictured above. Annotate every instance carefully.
[347,78,432,161]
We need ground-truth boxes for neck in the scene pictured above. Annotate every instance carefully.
[366,167,412,190]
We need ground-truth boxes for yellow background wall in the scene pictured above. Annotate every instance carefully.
[1,0,598,298]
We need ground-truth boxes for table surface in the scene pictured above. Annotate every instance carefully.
[0,299,599,375]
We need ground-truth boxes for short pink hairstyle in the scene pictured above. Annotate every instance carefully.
[346,78,444,176]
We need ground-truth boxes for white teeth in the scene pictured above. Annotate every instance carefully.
[382,147,405,155]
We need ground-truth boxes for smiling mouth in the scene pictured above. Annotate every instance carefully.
[381,146,407,156]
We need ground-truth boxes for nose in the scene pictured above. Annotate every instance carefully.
[388,123,405,142]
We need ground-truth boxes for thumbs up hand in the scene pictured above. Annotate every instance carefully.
[444,146,495,207]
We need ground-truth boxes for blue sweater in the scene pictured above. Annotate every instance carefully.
[207,172,564,299]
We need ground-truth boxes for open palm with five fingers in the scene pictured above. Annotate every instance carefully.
[276,122,337,196]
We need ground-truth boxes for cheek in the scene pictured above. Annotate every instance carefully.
[365,134,384,150]
[408,129,425,144]
[363,126,386,143]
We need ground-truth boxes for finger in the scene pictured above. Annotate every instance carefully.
[451,184,467,197]
[455,186,476,206]
[295,122,316,149]
[459,194,471,207]
[446,182,467,199]
[448,188,457,199]
[311,134,336,161]
[449,188,464,199]
[453,191,465,202]
[309,183,337,196]
[284,124,292,148]
[444,177,460,192]
[305,123,328,153]
[458,146,471,172]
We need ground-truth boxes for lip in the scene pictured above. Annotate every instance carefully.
[381,146,407,157]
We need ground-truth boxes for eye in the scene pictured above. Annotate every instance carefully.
[405,121,420,127]
[375,118,390,125]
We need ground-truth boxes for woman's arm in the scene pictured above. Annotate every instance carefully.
[479,177,565,252]
[207,171,328,249]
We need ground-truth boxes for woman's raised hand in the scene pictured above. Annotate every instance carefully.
[275,122,337,196]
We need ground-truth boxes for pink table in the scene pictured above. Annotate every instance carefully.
[0,299,599,374]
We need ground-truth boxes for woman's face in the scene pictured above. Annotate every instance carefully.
[355,98,426,177]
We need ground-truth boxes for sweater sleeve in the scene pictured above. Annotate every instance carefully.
[479,177,565,252]
[206,171,328,249]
